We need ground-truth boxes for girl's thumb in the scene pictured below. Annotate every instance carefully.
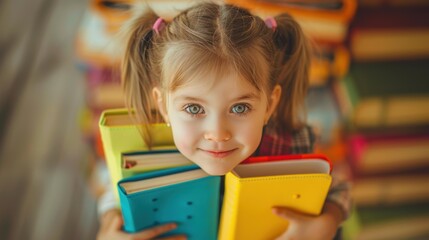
[272,206,302,221]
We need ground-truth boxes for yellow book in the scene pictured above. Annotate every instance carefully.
[99,109,176,199]
[218,154,332,240]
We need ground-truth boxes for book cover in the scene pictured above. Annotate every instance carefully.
[99,108,176,198]
[118,165,221,240]
[335,60,429,129]
[218,154,332,240]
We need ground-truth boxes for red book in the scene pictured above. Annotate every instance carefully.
[348,131,429,176]
[243,154,333,173]
[348,6,429,61]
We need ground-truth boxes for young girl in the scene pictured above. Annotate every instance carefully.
[97,2,350,240]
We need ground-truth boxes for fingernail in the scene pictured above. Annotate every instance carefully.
[272,207,279,214]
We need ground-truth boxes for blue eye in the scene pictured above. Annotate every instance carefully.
[231,104,250,115]
[185,104,204,115]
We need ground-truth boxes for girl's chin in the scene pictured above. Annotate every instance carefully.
[200,165,235,176]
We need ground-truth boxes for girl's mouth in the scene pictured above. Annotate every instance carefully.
[201,149,237,158]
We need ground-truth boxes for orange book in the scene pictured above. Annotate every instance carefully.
[90,0,134,33]
[227,0,357,44]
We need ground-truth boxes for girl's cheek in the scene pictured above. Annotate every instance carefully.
[174,136,190,153]
[171,124,197,155]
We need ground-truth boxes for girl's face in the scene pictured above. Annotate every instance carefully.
[155,70,280,175]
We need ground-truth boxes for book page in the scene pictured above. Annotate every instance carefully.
[120,169,208,194]
[123,152,192,165]
[233,159,330,178]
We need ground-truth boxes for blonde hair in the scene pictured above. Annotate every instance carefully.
[122,2,310,146]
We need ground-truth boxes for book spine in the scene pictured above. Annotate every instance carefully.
[343,75,359,111]
[352,174,429,206]
[218,174,241,240]
[118,188,136,232]
[99,124,118,192]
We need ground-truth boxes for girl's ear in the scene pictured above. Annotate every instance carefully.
[264,84,282,124]
[152,87,170,124]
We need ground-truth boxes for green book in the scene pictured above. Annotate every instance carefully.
[343,203,429,240]
[336,60,429,129]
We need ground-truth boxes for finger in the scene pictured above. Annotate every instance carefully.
[157,234,187,240]
[109,214,124,231]
[100,210,121,230]
[272,207,307,221]
[133,223,178,239]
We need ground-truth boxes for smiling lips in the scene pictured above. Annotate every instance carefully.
[201,148,237,158]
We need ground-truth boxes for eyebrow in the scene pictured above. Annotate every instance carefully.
[174,96,207,104]
[174,92,260,103]
[232,93,260,102]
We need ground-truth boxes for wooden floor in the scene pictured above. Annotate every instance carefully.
[0,0,99,239]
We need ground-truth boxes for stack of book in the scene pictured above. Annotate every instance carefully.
[336,2,429,239]
[99,109,334,239]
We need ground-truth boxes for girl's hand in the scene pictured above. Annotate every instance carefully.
[272,201,343,240]
[97,209,187,240]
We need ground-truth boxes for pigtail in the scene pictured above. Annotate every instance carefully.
[121,9,160,147]
[270,13,311,133]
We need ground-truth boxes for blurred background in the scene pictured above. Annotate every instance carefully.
[1,0,429,239]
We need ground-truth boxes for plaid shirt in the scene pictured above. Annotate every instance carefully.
[255,126,316,156]
[254,125,351,221]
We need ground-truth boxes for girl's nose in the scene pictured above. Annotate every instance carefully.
[204,131,231,142]
[203,118,231,142]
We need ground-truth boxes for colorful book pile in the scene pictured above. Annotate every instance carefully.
[337,1,429,239]
[99,109,333,240]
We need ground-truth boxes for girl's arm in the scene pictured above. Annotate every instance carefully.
[273,167,352,240]
[273,201,343,240]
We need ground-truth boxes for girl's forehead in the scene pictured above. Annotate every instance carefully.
[169,68,263,101]
[161,42,270,96]
[176,66,259,93]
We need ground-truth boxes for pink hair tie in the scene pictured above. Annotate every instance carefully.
[152,17,165,34]
[264,17,277,31]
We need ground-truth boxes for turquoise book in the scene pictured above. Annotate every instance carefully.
[117,165,221,240]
